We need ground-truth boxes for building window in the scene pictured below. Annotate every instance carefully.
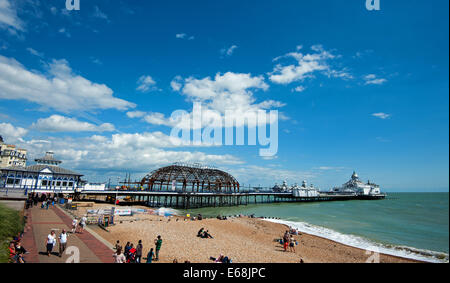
[62,181,67,187]
[6,178,14,184]
[68,182,73,187]
[14,179,20,185]
[42,180,48,186]
[56,181,61,187]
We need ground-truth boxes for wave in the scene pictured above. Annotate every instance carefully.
[262,218,449,263]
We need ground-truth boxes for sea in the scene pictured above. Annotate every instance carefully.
[180,192,449,263]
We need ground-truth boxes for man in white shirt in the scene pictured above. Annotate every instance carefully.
[59,229,68,257]
[71,218,78,233]
[79,216,87,234]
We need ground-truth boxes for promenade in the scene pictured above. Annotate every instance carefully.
[20,204,114,263]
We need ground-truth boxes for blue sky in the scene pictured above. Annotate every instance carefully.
[0,0,448,191]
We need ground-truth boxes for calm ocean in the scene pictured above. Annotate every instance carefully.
[181,192,449,263]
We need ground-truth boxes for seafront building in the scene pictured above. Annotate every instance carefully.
[0,149,83,193]
[330,171,381,196]
[0,135,27,168]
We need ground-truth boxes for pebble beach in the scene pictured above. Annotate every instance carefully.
[70,203,419,263]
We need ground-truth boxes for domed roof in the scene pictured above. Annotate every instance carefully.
[351,171,359,179]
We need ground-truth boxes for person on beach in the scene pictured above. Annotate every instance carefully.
[45,230,56,256]
[71,218,78,233]
[124,242,131,259]
[136,240,143,263]
[115,240,122,251]
[59,229,68,257]
[197,228,204,237]
[113,247,126,263]
[283,231,289,252]
[145,248,154,263]
[289,235,296,253]
[127,244,137,263]
[154,235,162,261]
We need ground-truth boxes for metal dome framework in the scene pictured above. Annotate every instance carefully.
[140,163,240,193]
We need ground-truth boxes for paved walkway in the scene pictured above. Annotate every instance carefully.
[20,204,114,263]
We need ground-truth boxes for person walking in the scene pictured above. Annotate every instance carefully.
[79,215,87,234]
[145,248,154,263]
[71,218,78,233]
[283,231,289,252]
[136,240,143,263]
[154,235,162,261]
[58,229,68,257]
[289,235,296,253]
[45,230,56,256]
[113,247,126,263]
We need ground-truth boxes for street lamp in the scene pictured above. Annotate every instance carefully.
[115,176,120,207]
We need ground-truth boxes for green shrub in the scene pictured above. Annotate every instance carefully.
[0,204,25,263]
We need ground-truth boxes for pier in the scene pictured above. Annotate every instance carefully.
[74,190,386,209]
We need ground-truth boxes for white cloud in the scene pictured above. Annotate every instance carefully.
[372,112,391,119]
[0,122,28,143]
[126,111,146,119]
[170,76,182,91]
[0,55,135,113]
[32,115,116,133]
[93,6,108,21]
[136,75,158,92]
[220,45,238,56]
[0,0,24,32]
[130,72,285,129]
[228,165,318,187]
[9,128,242,175]
[269,45,338,84]
[58,27,71,37]
[314,166,345,171]
[364,74,387,85]
[26,47,44,57]
[176,33,194,40]
[292,86,306,93]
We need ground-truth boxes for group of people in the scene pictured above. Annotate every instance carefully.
[71,216,87,234]
[25,193,58,210]
[44,229,69,257]
[282,230,298,253]
[8,233,27,263]
[197,228,214,239]
[209,254,232,263]
[113,236,163,263]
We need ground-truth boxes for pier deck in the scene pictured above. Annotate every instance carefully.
[74,190,386,209]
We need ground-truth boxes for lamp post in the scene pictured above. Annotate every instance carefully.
[115,176,120,208]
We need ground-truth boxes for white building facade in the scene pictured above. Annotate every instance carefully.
[0,152,83,193]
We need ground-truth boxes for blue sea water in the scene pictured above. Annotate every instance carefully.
[182,192,449,262]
